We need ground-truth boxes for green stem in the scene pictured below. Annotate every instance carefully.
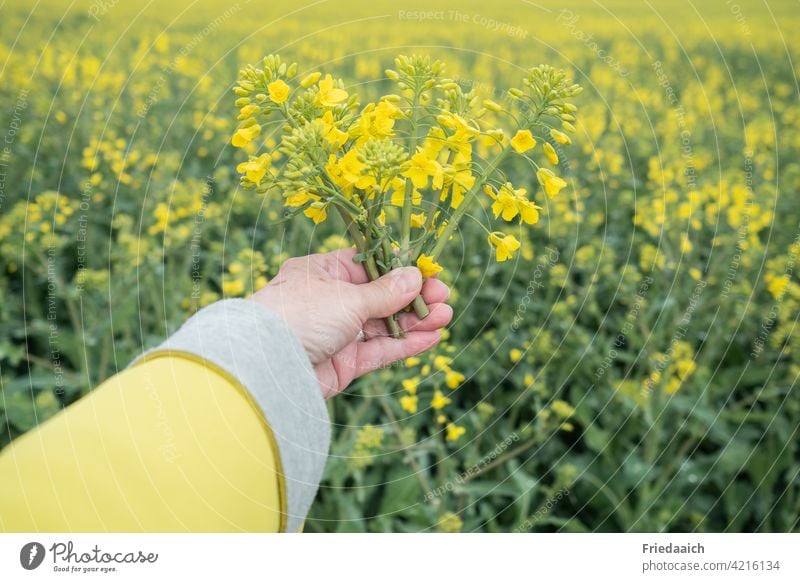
[377,226,429,319]
[334,205,403,339]
[400,92,421,262]
[411,295,429,318]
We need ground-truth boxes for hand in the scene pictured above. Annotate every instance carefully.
[251,249,453,398]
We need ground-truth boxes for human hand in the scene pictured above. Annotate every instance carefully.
[251,249,453,398]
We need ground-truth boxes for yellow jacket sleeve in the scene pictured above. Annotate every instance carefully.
[0,299,330,533]
[0,356,283,531]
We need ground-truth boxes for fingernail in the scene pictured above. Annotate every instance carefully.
[391,267,422,293]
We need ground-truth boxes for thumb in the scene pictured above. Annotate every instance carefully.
[353,266,423,320]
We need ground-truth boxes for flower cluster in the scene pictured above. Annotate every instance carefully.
[231,54,580,336]
[399,350,468,441]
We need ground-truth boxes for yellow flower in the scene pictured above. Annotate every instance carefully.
[437,512,463,532]
[510,348,523,363]
[231,123,261,148]
[675,359,697,380]
[536,168,567,198]
[223,278,245,296]
[543,142,559,164]
[551,400,575,418]
[488,232,521,262]
[445,369,464,389]
[405,357,421,367]
[766,274,789,299]
[421,126,447,158]
[417,254,443,278]
[239,104,259,117]
[267,79,290,104]
[400,394,418,414]
[317,74,348,107]
[300,71,321,88]
[390,186,422,206]
[303,202,328,224]
[443,154,474,208]
[402,378,419,394]
[284,191,317,207]
[314,110,349,148]
[483,99,502,112]
[410,212,427,229]
[333,149,374,190]
[431,390,451,410]
[434,355,451,370]
[236,153,271,182]
[680,233,693,253]
[481,129,507,150]
[489,185,520,221]
[550,128,572,145]
[446,423,466,442]
[402,151,443,189]
[510,129,536,153]
[486,182,540,225]
[518,199,540,225]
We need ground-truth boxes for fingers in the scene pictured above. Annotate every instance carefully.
[361,302,452,338]
[318,248,371,284]
[398,302,453,331]
[351,267,423,320]
[421,277,450,304]
[354,330,442,377]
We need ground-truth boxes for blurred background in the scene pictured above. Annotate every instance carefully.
[0,0,798,532]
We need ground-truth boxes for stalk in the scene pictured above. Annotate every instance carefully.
[400,91,421,261]
[379,226,429,319]
[334,205,403,338]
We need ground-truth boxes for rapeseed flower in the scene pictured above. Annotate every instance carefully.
[316,74,348,107]
[511,129,536,153]
[267,79,290,103]
[536,168,567,198]
[417,254,443,278]
[488,232,521,262]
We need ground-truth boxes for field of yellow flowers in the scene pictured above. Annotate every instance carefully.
[1,0,798,532]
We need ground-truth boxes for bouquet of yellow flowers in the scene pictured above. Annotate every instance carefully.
[231,54,581,337]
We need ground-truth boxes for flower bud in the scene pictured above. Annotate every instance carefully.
[300,72,321,87]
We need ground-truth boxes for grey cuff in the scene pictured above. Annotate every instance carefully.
[132,298,330,532]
